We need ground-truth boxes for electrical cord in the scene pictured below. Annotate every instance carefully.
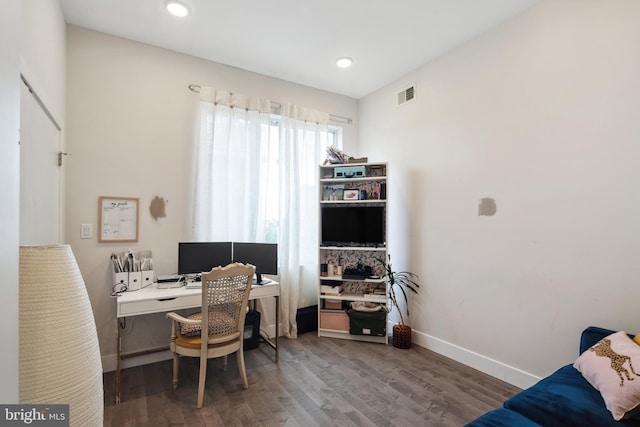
[110,282,128,297]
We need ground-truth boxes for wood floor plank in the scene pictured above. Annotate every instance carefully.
[104,333,521,426]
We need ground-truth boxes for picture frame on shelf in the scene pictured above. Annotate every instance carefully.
[343,189,359,200]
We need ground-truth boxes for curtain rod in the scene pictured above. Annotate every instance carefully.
[188,84,353,125]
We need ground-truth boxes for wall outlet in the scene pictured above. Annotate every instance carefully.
[81,223,93,239]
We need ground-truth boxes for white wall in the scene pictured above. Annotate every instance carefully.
[360,0,640,388]
[21,0,66,126]
[65,26,359,371]
[20,0,67,246]
[0,0,21,404]
[0,0,66,404]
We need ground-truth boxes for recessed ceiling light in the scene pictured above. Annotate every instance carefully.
[166,1,190,17]
[336,57,353,69]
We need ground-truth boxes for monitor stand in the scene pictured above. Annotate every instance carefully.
[253,273,271,286]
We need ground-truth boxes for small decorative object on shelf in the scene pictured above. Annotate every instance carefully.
[325,145,350,164]
[324,145,369,165]
[377,254,420,349]
[343,189,359,200]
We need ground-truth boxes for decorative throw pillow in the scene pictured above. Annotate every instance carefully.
[574,331,640,420]
[634,333,640,346]
[180,311,206,336]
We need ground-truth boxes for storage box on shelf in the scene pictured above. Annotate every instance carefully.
[324,299,342,310]
[318,162,389,344]
[319,309,350,331]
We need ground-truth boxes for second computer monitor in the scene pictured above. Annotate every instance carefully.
[178,242,233,276]
[232,242,278,285]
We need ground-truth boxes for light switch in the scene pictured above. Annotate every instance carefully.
[81,223,93,239]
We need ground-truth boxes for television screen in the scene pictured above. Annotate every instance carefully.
[321,206,385,246]
[178,242,233,275]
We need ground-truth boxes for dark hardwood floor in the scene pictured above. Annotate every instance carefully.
[104,332,520,426]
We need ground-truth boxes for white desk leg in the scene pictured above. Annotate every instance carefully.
[116,318,121,404]
[275,295,279,363]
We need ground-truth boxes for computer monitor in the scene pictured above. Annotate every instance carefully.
[178,242,233,276]
[232,242,278,285]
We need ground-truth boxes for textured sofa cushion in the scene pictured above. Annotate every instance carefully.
[464,408,542,426]
[574,331,640,421]
[504,364,639,427]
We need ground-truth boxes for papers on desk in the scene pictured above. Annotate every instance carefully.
[111,250,153,274]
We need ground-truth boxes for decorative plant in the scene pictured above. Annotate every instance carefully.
[377,254,419,326]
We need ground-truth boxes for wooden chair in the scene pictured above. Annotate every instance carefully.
[166,262,255,408]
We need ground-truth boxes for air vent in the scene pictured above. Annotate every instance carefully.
[397,84,416,106]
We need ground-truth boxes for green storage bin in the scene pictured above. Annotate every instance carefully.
[347,309,386,336]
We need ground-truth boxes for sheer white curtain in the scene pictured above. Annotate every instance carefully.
[191,87,330,338]
[191,87,274,242]
[277,105,329,338]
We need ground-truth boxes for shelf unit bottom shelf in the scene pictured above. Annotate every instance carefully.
[318,328,388,344]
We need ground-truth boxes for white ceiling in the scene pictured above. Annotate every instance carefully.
[59,0,539,99]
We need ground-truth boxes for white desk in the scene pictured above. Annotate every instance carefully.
[115,280,280,404]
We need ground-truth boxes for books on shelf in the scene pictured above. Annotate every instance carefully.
[322,184,345,201]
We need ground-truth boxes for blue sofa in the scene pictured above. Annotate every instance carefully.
[466,326,640,426]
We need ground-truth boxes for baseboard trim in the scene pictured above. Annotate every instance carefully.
[102,325,537,389]
[102,349,172,373]
[412,329,540,390]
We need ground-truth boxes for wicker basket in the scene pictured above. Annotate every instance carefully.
[392,324,412,349]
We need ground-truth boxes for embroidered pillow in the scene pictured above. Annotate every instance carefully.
[574,331,640,420]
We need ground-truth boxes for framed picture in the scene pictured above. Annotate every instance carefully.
[343,189,360,200]
[98,196,139,242]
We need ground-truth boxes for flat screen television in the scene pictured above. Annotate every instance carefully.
[178,242,233,276]
[232,242,278,285]
[321,206,385,246]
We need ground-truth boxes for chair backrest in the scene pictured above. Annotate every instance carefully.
[200,263,255,344]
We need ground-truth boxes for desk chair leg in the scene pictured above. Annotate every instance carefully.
[238,348,249,389]
[197,356,208,408]
[172,352,179,389]
[223,355,228,371]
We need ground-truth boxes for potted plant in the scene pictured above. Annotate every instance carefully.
[377,254,420,349]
